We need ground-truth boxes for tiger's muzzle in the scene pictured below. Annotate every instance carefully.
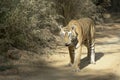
[65,43,71,46]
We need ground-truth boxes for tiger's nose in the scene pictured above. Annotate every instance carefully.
[65,43,70,46]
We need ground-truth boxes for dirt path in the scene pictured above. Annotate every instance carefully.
[18,23,120,80]
[0,23,120,80]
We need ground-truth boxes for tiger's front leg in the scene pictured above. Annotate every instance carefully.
[72,46,82,72]
[68,46,75,67]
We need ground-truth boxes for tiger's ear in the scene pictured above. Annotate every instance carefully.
[71,25,76,30]
[58,25,63,30]
[58,25,65,35]
[71,25,77,36]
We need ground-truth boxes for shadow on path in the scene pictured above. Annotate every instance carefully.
[80,52,104,69]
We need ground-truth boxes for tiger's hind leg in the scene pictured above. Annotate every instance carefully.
[84,39,90,59]
[90,25,96,64]
[90,39,96,64]
[85,39,95,64]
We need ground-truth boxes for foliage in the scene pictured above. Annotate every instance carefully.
[55,0,97,24]
[0,0,116,55]
[0,0,59,54]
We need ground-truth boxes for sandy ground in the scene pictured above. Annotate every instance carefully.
[0,22,120,80]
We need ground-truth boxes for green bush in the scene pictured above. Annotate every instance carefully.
[0,0,111,55]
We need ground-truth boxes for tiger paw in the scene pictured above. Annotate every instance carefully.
[72,68,80,72]
[72,67,80,72]
[66,63,72,67]
[90,61,96,64]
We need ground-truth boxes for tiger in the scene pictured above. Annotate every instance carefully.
[59,18,96,72]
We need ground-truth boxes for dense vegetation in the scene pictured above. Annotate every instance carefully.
[0,0,119,56]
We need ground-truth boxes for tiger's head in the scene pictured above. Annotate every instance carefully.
[59,25,77,46]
